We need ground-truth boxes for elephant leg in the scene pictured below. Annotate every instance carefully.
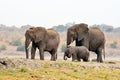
[31,43,36,59]
[50,50,57,61]
[55,53,57,60]
[72,58,75,61]
[83,57,89,62]
[77,58,81,61]
[72,55,76,61]
[51,54,56,61]
[25,48,29,59]
[96,48,103,63]
[39,48,44,60]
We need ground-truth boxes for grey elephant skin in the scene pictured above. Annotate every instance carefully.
[64,46,89,62]
[67,23,105,62]
[25,27,60,61]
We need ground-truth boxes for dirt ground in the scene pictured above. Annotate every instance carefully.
[0,51,120,62]
[0,57,120,70]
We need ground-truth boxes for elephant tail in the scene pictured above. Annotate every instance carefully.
[103,47,105,60]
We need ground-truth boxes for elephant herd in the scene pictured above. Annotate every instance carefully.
[25,23,105,63]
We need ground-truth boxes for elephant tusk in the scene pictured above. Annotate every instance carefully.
[27,46,31,49]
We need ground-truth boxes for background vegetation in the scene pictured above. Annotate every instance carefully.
[0,23,120,80]
[0,23,120,58]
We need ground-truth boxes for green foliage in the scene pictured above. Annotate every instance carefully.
[19,67,28,72]
[61,44,67,52]
[16,45,25,51]
[110,41,117,48]
[74,69,78,72]
[92,24,114,32]
[0,60,120,80]
[10,39,22,46]
[53,22,75,32]
[53,25,66,32]
[0,45,6,51]
[106,27,113,32]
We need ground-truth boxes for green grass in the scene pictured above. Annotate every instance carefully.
[0,61,120,80]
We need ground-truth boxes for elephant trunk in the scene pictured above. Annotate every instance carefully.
[67,31,71,46]
[67,39,70,46]
[67,38,73,46]
[67,32,75,46]
[25,39,31,59]
[63,54,67,60]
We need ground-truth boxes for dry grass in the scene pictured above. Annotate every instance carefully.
[0,59,120,80]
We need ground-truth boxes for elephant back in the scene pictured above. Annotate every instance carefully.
[89,27,105,51]
[47,29,60,39]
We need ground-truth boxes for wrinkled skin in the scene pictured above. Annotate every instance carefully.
[64,46,89,62]
[25,27,60,61]
[67,23,105,62]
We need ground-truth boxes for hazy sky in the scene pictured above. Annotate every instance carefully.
[0,0,120,28]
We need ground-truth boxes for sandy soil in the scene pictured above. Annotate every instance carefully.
[0,51,120,62]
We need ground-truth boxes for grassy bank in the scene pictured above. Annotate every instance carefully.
[0,59,120,80]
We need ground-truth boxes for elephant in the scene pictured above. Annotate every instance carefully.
[25,27,60,61]
[64,46,89,62]
[67,23,105,62]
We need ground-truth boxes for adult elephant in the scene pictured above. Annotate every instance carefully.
[67,23,105,62]
[25,27,60,61]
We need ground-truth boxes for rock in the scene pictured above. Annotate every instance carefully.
[0,58,15,69]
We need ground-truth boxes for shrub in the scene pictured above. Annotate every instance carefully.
[10,39,22,46]
[0,45,6,51]
[110,41,117,48]
[61,44,67,52]
[19,67,28,72]
[17,45,25,51]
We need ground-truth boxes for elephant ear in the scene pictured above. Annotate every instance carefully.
[25,28,34,40]
[76,23,89,41]
[34,27,47,43]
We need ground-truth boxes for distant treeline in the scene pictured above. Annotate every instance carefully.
[0,24,32,32]
[53,23,120,33]
[0,23,120,33]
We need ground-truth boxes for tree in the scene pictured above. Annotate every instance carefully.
[17,45,25,51]
[10,39,22,46]
[0,45,6,51]
[53,22,75,32]
[61,44,67,52]
[110,41,117,49]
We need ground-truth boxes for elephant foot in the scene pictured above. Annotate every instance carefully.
[97,59,103,63]
[51,59,56,61]
[51,58,56,61]
[100,60,103,63]
[31,56,35,59]
[40,55,44,60]
[31,58,35,60]
[40,58,44,60]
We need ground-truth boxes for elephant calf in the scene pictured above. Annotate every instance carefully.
[64,46,89,62]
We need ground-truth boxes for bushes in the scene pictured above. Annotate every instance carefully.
[0,45,6,51]
[9,39,25,52]
[10,39,22,46]
[16,45,25,51]
[110,41,117,49]
[61,44,67,52]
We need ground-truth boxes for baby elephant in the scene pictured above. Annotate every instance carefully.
[64,46,89,62]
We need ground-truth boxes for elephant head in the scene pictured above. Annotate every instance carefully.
[67,27,77,46]
[67,23,89,47]
[25,27,47,59]
[63,47,72,60]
